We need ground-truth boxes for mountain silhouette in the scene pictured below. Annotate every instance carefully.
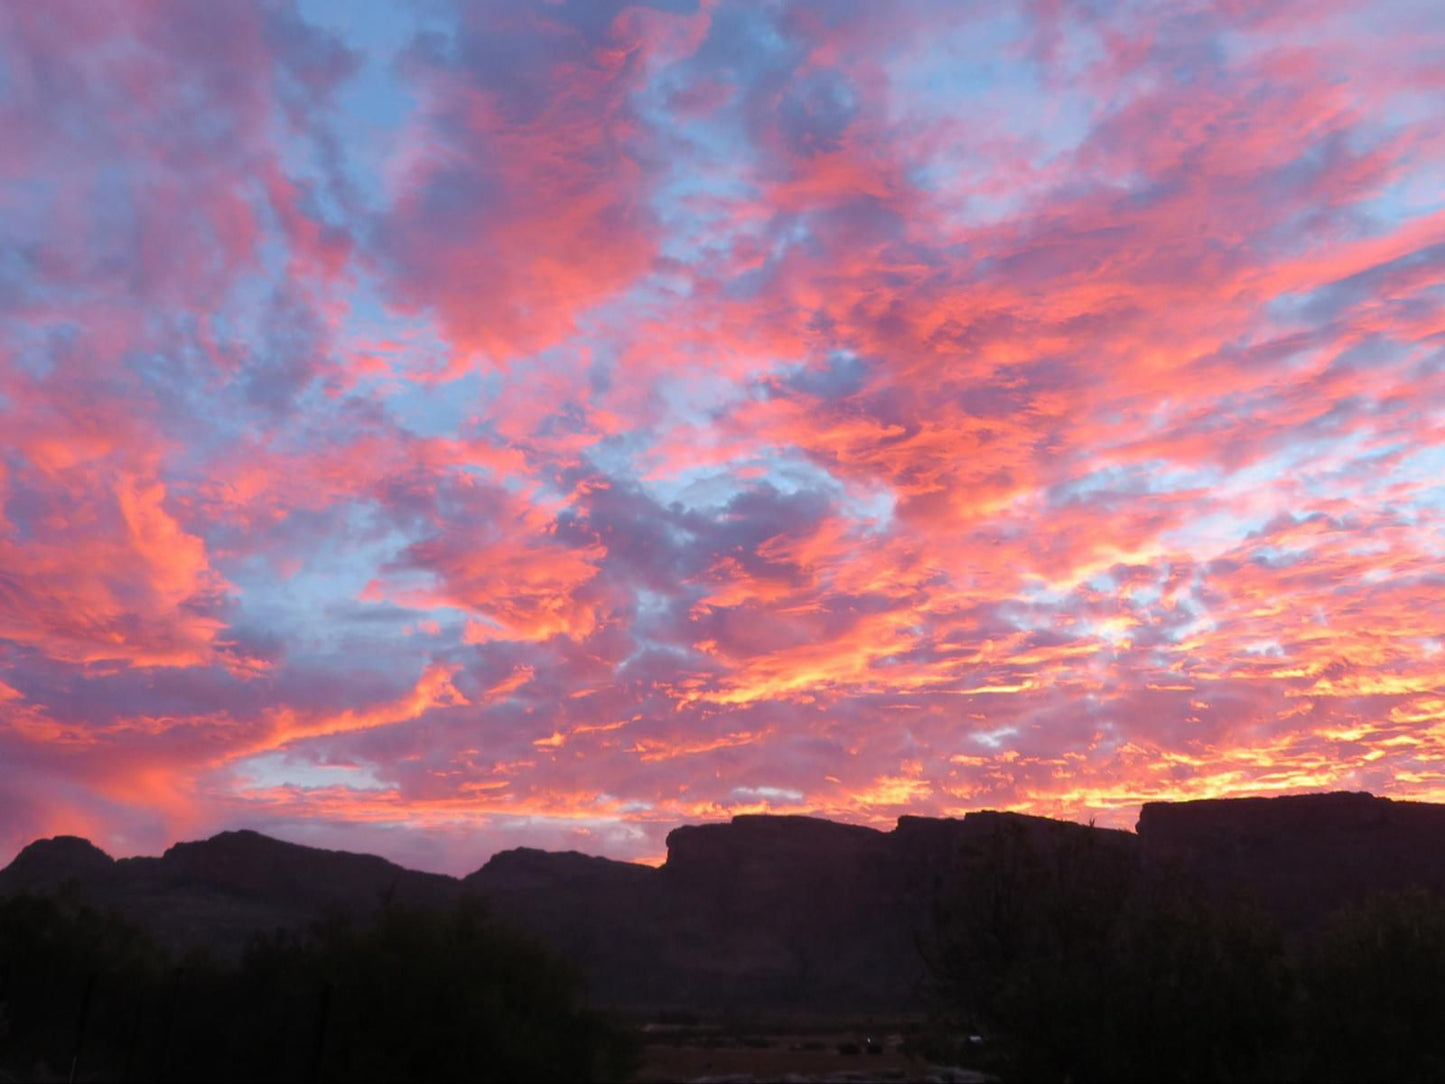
[7,792,1445,1013]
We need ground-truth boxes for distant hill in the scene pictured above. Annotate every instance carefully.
[7,792,1445,1014]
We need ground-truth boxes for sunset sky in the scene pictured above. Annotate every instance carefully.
[2,0,1444,873]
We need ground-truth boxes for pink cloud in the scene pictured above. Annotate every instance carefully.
[4,0,1445,872]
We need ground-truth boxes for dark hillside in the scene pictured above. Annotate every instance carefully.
[6,792,1445,1013]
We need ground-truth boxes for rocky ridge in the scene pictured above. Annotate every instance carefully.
[5,792,1444,1012]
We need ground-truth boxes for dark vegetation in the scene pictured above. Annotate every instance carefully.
[926,818,1445,1082]
[0,892,638,1083]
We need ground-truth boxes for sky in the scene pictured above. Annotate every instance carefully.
[2,0,1444,874]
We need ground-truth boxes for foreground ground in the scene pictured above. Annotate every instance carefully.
[634,1020,992,1083]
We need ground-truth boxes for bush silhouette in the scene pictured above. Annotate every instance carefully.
[1101,887,1292,1082]
[926,821,1291,1082]
[1301,887,1445,1083]
[0,893,168,1079]
[0,892,638,1082]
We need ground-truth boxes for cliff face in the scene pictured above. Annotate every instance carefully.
[660,816,904,1010]
[8,792,1445,1014]
[463,848,668,1006]
[460,809,1130,1012]
[1136,791,1445,932]
[664,815,888,887]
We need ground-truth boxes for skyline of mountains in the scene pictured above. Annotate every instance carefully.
[9,790,1445,1014]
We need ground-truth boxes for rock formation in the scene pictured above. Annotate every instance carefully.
[7,792,1445,1013]
[1136,791,1445,933]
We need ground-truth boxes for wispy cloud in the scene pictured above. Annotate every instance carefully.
[2,0,1444,872]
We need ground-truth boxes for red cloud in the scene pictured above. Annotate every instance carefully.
[5,0,1445,872]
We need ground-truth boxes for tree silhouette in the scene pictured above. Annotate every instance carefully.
[1301,887,1445,1083]
[0,892,638,1082]
[925,821,1291,1082]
